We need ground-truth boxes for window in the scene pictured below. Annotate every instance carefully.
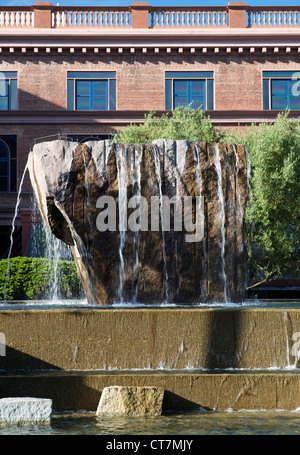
[67,72,116,111]
[0,71,18,110]
[0,136,17,193]
[263,71,300,110]
[165,72,213,110]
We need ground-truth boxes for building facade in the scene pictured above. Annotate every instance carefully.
[0,1,300,258]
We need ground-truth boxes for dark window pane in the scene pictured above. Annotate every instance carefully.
[191,80,205,98]
[76,81,91,109]
[166,71,213,78]
[68,71,116,79]
[109,79,116,110]
[76,97,91,110]
[0,79,8,98]
[207,79,214,110]
[0,141,9,158]
[10,159,16,192]
[174,80,188,97]
[0,96,9,110]
[67,79,74,111]
[0,162,8,176]
[76,80,91,97]
[93,97,107,110]
[10,79,18,110]
[174,97,189,108]
[93,81,107,97]
[263,79,270,110]
[174,80,188,107]
[165,79,172,110]
[271,79,286,109]
[0,177,8,192]
[190,80,205,109]
[288,80,300,109]
[191,99,205,109]
[263,71,297,78]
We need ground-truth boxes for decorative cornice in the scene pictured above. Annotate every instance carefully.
[0,28,300,55]
[0,110,299,126]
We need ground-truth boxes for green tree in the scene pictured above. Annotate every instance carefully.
[113,106,218,143]
[243,112,300,287]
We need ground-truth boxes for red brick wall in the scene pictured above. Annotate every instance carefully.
[0,51,299,112]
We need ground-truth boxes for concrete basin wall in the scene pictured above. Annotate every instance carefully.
[0,308,299,372]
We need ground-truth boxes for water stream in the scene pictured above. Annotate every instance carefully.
[214,144,228,303]
[116,144,128,304]
[152,144,169,303]
[3,162,28,301]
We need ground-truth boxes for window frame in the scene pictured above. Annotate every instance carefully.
[0,71,18,111]
[0,136,17,193]
[67,71,116,111]
[262,71,300,110]
[165,71,214,111]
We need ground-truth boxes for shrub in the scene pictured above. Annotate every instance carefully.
[113,107,218,143]
[0,257,83,300]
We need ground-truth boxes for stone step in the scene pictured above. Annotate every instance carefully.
[1,308,300,371]
[1,369,300,413]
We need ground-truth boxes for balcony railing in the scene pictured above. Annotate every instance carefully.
[150,7,228,28]
[248,7,300,27]
[52,7,132,28]
[0,2,299,30]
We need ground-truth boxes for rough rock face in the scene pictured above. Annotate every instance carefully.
[96,386,164,417]
[28,139,248,305]
[0,397,52,423]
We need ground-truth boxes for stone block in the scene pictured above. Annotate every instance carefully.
[0,397,52,423]
[96,386,164,417]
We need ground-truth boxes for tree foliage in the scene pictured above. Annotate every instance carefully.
[0,257,83,300]
[113,107,218,143]
[243,112,300,284]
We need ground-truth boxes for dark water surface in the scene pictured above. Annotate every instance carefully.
[0,409,300,435]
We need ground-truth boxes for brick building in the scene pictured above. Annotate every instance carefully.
[0,1,299,259]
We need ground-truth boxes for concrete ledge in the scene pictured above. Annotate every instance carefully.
[1,308,300,371]
[1,370,300,412]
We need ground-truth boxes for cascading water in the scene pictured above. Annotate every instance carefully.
[193,144,207,300]
[28,197,73,301]
[152,144,170,303]
[130,146,142,304]
[3,162,28,301]
[214,144,228,303]
[116,144,128,304]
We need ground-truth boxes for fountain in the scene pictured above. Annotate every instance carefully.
[1,138,300,419]
[27,139,248,305]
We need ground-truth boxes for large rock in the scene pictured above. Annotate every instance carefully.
[96,386,164,417]
[0,397,52,423]
[28,139,248,305]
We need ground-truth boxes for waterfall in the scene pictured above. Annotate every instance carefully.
[193,145,207,299]
[130,146,142,304]
[214,144,228,303]
[152,144,169,303]
[3,162,28,302]
[232,144,243,226]
[116,144,128,304]
[29,197,73,301]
